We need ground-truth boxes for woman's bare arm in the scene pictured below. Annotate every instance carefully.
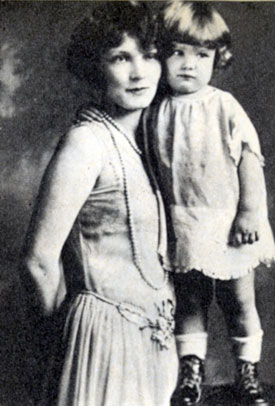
[20,125,104,316]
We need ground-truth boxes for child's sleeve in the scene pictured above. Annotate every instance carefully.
[227,94,265,167]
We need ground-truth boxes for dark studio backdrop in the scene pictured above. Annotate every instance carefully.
[0,1,275,405]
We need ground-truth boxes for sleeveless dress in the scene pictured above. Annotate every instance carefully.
[39,107,178,406]
[146,86,275,280]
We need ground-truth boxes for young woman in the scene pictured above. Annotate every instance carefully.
[20,2,178,405]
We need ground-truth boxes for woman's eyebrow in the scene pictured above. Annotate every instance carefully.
[103,50,130,60]
[108,50,130,56]
[171,41,182,47]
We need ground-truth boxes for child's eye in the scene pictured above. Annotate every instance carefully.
[198,52,209,58]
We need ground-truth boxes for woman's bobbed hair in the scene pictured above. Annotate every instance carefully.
[67,1,158,90]
[159,1,232,70]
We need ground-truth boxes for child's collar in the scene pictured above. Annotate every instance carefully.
[170,85,215,101]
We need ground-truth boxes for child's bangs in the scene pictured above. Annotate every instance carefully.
[164,2,230,48]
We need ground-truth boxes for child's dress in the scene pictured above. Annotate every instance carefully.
[147,86,275,280]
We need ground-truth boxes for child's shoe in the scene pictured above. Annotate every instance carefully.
[173,355,204,405]
[235,360,269,405]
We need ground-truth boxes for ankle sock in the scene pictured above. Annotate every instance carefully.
[230,329,263,363]
[176,332,208,360]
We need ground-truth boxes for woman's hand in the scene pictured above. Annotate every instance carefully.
[229,209,259,246]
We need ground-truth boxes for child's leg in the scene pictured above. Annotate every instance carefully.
[216,271,261,337]
[216,272,268,405]
[175,271,214,334]
[175,271,213,358]
[173,271,213,405]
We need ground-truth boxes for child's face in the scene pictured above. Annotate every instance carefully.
[165,42,215,95]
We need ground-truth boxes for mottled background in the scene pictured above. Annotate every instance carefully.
[0,1,275,405]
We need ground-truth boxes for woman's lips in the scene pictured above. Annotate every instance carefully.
[126,87,148,95]
[177,74,195,79]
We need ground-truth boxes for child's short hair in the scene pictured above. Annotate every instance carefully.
[160,1,232,70]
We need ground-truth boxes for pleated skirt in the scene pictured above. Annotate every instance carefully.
[39,292,178,406]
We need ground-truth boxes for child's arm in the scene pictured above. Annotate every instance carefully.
[230,148,265,246]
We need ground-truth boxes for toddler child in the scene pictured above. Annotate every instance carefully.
[146,2,275,405]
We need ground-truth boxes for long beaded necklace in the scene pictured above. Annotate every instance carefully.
[101,110,142,155]
[101,110,168,291]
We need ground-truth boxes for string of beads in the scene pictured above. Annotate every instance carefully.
[102,111,168,291]
[101,110,142,155]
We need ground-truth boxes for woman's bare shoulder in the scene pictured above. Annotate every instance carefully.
[41,122,107,200]
[62,121,107,163]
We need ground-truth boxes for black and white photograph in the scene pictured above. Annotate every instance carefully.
[0,1,275,405]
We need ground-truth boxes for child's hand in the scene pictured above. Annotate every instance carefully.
[229,210,259,247]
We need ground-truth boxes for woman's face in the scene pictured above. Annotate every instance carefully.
[101,34,161,111]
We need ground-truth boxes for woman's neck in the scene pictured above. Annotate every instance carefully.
[103,102,142,138]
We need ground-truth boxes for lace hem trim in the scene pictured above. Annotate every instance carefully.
[174,256,275,280]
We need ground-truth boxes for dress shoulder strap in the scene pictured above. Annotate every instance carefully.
[73,103,105,126]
